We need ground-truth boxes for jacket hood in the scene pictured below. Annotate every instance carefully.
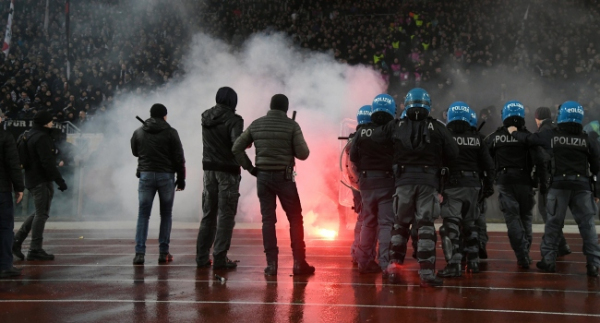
[215,87,238,109]
[202,104,235,127]
[143,117,170,134]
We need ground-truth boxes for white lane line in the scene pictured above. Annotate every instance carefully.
[0,299,598,317]
[3,278,597,295]
[11,264,593,277]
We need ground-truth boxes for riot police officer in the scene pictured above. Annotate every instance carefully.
[508,101,600,276]
[373,88,459,287]
[349,105,375,265]
[485,101,548,269]
[350,96,395,274]
[437,102,495,277]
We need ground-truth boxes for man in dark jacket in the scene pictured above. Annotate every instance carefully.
[13,111,67,261]
[131,104,186,265]
[0,114,24,278]
[232,94,314,276]
[534,107,571,256]
[196,87,243,270]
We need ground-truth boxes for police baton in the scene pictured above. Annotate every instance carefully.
[135,116,144,124]
[292,110,297,120]
[477,120,486,132]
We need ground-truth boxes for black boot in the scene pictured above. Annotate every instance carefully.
[158,253,173,263]
[358,260,381,274]
[213,257,238,270]
[133,253,145,265]
[466,261,480,273]
[420,262,443,287]
[293,260,315,275]
[27,249,54,261]
[479,243,488,259]
[437,263,462,278]
[12,238,24,260]
[558,244,572,257]
[586,264,599,277]
[264,261,278,276]
[536,259,556,273]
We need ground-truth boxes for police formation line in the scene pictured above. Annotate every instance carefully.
[1,87,598,288]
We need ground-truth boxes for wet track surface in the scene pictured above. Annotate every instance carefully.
[1,229,600,322]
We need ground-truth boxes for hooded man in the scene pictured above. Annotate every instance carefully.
[196,87,243,270]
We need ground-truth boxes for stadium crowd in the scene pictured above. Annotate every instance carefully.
[0,0,599,132]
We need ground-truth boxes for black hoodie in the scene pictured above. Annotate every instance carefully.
[131,117,186,179]
[202,100,244,173]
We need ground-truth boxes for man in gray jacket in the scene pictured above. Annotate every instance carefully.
[232,94,314,276]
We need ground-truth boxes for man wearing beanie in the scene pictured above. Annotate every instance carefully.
[196,87,244,270]
[534,107,571,257]
[13,111,68,261]
[232,93,315,276]
[131,103,186,265]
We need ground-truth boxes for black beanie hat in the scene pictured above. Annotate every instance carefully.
[150,103,168,118]
[535,107,551,120]
[270,94,289,113]
[33,110,53,125]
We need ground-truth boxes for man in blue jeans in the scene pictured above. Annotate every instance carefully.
[0,114,24,278]
[131,104,186,265]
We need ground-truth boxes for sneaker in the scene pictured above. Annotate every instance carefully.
[213,257,238,270]
[437,263,462,278]
[26,249,55,261]
[358,261,381,274]
[12,239,24,260]
[264,261,278,276]
[586,264,599,277]
[466,261,480,273]
[420,273,443,287]
[196,259,212,268]
[133,253,145,265]
[293,260,315,275]
[536,259,556,273]
[0,267,22,278]
[158,253,173,263]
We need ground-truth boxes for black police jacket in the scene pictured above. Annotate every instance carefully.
[0,128,24,192]
[24,125,66,189]
[201,104,243,174]
[485,126,547,187]
[446,125,495,188]
[131,117,186,180]
[511,125,600,191]
[373,117,459,190]
[349,122,394,172]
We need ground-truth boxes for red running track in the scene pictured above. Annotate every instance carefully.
[0,229,599,323]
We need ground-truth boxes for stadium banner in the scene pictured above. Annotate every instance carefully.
[2,0,14,58]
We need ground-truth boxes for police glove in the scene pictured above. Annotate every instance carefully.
[176,178,186,191]
[57,180,68,192]
[250,167,258,177]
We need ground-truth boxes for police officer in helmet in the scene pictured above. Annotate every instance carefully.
[507,101,600,276]
[349,105,376,265]
[437,102,495,278]
[350,97,395,274]
[485,101,549,269]
[373,88,459,287]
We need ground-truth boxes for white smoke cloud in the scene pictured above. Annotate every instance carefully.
[85,31,385,235]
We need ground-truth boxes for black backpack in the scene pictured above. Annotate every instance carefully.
[16,130,32,169]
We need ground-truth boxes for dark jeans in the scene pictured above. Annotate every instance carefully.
[257,170,306,263]
[497,184,535,261]
[541,189,600,265]
[0,192,14,270]
[196,170,241,264]
[15,182,54,250]
[135,172,175,254]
